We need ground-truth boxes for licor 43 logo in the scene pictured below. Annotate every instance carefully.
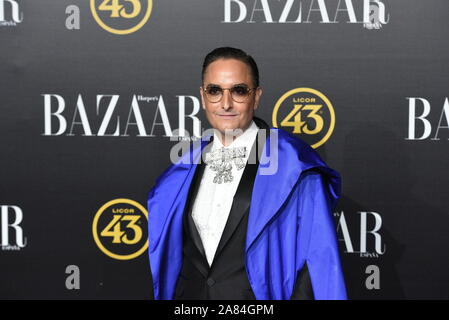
[272,87,335,148]
[92,198,148,260]
[90,0,153,34]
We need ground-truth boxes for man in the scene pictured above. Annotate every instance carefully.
[148,47,347,300]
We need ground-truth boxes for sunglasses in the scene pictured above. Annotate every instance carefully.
[203,84,257,103]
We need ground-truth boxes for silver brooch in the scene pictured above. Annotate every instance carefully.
[204,146,247,184]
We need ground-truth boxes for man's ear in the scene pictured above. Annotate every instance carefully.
[199,86,206,110]
[254,87,262,110]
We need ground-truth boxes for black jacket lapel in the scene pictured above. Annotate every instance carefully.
[183,143,211,277]
[211,158,258,264]
[211,117,270,266]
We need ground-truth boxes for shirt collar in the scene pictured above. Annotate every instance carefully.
[212,120,259,151]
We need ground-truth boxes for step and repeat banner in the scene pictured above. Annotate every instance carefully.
[1,0,448,299]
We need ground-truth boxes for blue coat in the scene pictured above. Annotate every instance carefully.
[147,128,347,300]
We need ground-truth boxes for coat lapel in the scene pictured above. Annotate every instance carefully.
[184,157,210,277]
[210,138,260,266]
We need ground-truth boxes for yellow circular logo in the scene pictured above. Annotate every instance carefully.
[90,0,153,35]
[272,87,335,148]
[92,198,148,260]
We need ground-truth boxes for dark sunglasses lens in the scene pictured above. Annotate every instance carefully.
[205,86,223,102]
[233,86,249,95]
[205,86,251,102]
[231,86,250,101]
[206,86,222,96]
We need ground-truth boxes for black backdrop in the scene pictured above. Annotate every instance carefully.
[1,0,448,299]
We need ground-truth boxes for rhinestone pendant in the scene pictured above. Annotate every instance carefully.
[205,146,247,184]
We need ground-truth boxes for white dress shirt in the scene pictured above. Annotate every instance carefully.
[191,120,259,266]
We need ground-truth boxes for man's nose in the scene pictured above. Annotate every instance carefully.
[221,89,233,110]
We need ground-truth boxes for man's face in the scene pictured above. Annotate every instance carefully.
[200,58,262,138]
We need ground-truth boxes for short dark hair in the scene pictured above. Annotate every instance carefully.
[201,47,260,87]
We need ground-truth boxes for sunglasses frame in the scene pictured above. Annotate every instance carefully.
[202,85,258,103]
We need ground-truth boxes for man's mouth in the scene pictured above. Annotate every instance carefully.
[216,114,238,118]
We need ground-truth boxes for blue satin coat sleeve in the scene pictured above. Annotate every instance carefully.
[297,170,348,300]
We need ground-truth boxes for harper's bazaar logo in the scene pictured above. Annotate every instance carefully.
[406,97,449,141]
[92,199,148,260]
[41,94,202,138]
[335,211,386,258]
[1,205,27,251]
[90,0,153,34]
[272,87,335,148]
[223,0,390,30]
[0,0,23,26]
